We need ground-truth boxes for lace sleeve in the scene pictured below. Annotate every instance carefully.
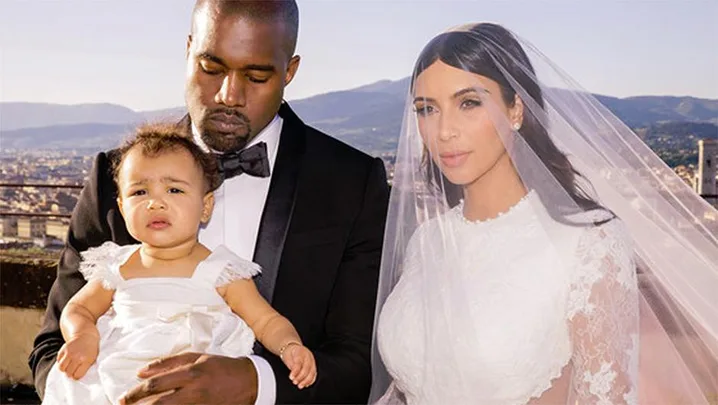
[567,220,639,405]
[213,246,263,287]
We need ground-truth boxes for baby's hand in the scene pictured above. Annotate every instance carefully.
[281,343,317,389]
[57,333,99,380]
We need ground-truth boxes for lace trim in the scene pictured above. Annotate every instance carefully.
[454,190,535,225]
[214,255,262,287]
[525,355,571,403]
[78,241,134,290]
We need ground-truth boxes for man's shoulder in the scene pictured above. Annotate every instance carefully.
[302,124,377,166]
[87,148,121,178]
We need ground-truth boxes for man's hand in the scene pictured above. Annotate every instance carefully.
[119,353,258,405]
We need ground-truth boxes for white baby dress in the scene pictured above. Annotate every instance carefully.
[42,241,260,405]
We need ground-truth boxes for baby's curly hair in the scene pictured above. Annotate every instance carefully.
[112,122,221,193]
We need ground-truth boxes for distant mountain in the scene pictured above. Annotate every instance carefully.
[1,78,716,154]
[140,107,187,122]
[637,121,718,167]
[1,122,135,150]
[0,102,140,132]
[594,95,718,127]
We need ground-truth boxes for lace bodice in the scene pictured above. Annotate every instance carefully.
[376,191,639,404]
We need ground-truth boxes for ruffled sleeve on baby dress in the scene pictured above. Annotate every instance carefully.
[209,245,263,287]
[78,241,139,290]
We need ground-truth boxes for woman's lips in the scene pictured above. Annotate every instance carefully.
[439,151,470,168]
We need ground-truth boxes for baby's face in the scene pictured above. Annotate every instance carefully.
[116,147,212,249]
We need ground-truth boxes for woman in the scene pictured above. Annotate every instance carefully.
[370,23,718,404]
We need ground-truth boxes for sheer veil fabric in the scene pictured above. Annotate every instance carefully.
[370,22,718,405]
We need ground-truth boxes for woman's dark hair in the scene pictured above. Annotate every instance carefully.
[412,22,613,224]
[113,121,222,194]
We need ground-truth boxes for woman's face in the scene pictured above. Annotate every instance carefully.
[413,60,522,187]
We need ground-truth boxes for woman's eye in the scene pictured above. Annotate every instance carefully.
[460,99,482,109]
[414,105,435,116]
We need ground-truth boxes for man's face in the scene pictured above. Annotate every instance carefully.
[185,11,299,152]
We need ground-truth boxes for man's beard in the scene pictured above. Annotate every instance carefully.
[199,108,253,153]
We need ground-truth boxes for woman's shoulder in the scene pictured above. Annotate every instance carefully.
[571,216,637,286]
[576,216,633,253]
[407,212,448,248]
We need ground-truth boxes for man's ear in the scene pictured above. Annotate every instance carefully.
[284,55,301,86]
[201,192,215,223]
[186,35,192,60]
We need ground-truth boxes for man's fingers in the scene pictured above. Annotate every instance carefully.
[121,367,192,405]
[137,352,201,377]
[140,387,192,405]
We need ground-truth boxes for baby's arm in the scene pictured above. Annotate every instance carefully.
[57,280,114,380]
[222,279,317,389]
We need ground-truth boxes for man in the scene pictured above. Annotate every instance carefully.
[29,1,390,404]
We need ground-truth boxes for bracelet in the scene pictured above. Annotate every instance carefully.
[279,341,302,360]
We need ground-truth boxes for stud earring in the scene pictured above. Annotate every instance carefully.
[512,122,521,131]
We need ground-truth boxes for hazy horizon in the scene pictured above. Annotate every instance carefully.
[3,75,718,114]
[2,0,716,110]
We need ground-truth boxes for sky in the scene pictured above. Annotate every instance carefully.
[1,0,716,111]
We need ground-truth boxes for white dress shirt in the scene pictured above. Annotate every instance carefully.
[192,115,281,405]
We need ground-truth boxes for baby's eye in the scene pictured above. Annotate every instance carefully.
[168,188,184,194]
[130,189,146,196]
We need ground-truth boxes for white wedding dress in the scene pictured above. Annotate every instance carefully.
[376,190,639,405]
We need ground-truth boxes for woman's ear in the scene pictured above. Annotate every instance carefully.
[201,192,215,223]
[510,95,525,129]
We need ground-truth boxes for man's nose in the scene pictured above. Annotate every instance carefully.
[215,71,246,107]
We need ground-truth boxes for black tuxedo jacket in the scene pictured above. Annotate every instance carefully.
[29,103,390,404]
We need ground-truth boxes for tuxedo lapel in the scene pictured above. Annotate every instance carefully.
[252,103,306,303]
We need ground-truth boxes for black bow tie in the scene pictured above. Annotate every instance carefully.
[217,142,271,181]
